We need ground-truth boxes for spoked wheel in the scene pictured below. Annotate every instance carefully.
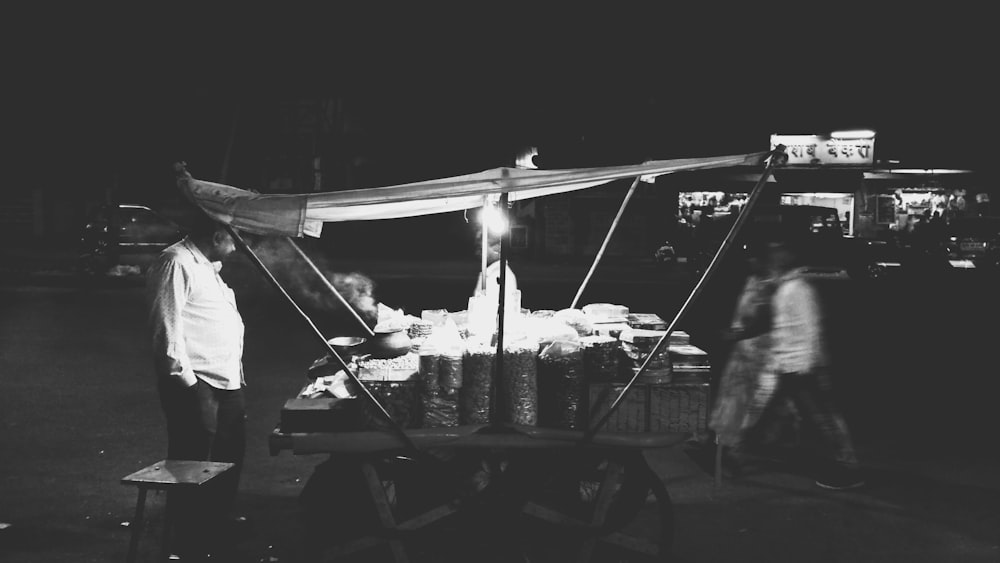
[516,449,674,562]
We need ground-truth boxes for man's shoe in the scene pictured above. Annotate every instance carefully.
[815,471,865,490]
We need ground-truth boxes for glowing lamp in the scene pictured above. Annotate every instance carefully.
[479,204,508,235]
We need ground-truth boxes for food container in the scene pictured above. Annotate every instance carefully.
[620,328,671,370]
[627,313,668,331]
[328,336,367,359]
[582,303,630,323]
[365,327,412,359]
[580,335,620,382]
[418,349,459,428]
[357,363,421,430]
[498,342,538,426]
[538,340,585,430]
[407,319,434,340]
[460,344,495,425]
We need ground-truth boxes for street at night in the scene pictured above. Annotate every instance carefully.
[3,7,1000,563]
[1,261,998,561]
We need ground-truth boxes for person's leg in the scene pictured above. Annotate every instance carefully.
[783,371,863,488]
[785,371,859,468]
[159,378,215,555]
[209,387,246,520]
[729,374,793,472]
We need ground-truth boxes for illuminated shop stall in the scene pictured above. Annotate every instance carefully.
[860,168,986,236]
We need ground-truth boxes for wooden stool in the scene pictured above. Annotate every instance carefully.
[121,460,235,563]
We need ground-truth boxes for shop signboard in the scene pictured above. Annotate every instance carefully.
[771,134,875,167]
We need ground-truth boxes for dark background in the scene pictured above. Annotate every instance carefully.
[7,7,998,195]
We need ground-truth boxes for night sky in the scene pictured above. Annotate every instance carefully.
[8,8,998,197]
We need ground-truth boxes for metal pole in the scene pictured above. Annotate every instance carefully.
[481,199,489,294]
[570,176,641,309]
[492,190,510,425]
[284,237,376,337]
[582,147,786,443]
[225,225,418,452]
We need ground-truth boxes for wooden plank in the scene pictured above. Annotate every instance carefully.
[523,502,587,527]
[396,502,460,531]
[121,460,234,487]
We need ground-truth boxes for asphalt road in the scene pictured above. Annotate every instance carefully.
[1,269,998,561]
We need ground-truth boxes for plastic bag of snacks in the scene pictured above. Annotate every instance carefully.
[553,308,594,337]
[430,318,465,389]
[498,339,539,426]
[418,344,459,428]
[537,339,585,429]
[525,317,580,352]
[460,342,495,425]
[580,335,620,382]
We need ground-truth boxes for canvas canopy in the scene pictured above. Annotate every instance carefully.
[178,151,768,237]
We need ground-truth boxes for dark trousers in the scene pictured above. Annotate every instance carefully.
[158,377,246,552]
[750,370,859,470]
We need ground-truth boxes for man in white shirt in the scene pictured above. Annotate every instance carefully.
[758,236,864,490]
[473,230,518,301]
[146,212,246,557]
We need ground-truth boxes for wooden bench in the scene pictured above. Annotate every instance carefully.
[120,460,234,563]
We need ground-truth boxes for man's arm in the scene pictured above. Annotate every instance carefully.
[147,258,197,386]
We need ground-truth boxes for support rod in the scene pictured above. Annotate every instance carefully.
[284,237,375,337]
[481,198,489,294]
[225,226,417,452]
[491,190,510,425]
[582,147,786,443]
[571,175,641,309]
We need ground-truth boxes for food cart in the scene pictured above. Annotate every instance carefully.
[175,147,784,562]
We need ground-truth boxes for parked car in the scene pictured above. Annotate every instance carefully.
[940,216,1000,271]
[77,204,184,276]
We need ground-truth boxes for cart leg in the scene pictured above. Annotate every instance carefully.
[360,461,409,563]
[126,487,147,563]
[576,460,624,563]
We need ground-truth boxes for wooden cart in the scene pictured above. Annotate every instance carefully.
[270,423,686,562]
[176,146,786,562]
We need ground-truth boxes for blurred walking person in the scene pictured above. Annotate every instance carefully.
[708,243,777,475]
[756,234,864,490]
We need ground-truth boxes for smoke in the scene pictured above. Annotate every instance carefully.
[245,236,379,328]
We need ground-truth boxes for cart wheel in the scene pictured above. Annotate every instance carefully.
[518,449,674,562]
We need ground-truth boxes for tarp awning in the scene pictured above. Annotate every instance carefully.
[178,151,768,237]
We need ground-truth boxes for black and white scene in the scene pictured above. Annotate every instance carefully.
[2,7,998,563]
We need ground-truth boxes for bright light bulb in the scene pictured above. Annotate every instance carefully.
[479,205,508,234]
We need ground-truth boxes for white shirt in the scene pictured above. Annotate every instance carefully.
[473,261,518,301]
[768,268,829,374]
[147,237,245,390]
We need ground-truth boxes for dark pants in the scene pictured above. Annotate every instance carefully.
[158,377,246,553]
[749,370,859,471]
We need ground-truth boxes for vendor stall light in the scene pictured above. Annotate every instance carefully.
[830,129,876,139]
[479,205,508,235]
